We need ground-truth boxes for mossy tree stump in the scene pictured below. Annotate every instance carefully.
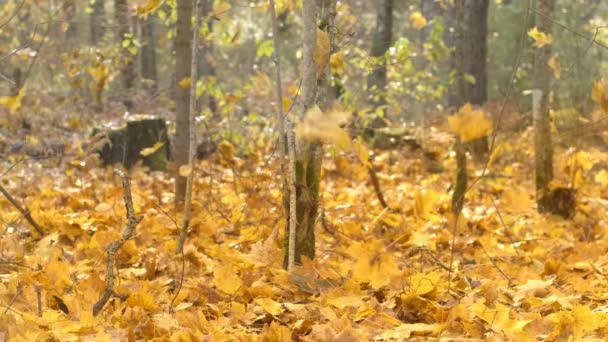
[94,116,170,171]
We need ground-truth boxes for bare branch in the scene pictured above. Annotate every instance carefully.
[92,169,142,316]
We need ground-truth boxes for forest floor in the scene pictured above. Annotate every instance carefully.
[2,101,608,340]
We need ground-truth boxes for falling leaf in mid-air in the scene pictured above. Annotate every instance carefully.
[409,12,427,30]
[548,55,560,79]
[296,105,351,150]
[448,103,492,143]
[135,0,164,16]
[528,26,553,48]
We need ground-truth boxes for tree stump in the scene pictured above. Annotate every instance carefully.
[93,116,170,171]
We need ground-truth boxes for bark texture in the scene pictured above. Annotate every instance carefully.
[174,0,193,202]
[114,0,135,92]
[533,0,555,212]
[140,16,158,91]
[451,0,467,216]
[90,0,105,45]
[284,0,325,268]
[367,0,393,108]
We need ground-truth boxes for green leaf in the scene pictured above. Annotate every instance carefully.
[256,39,274,58]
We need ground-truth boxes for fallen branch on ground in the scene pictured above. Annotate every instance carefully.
[92,169,142,316]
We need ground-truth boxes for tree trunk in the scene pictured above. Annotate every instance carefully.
[451,0,467,216]
[534,0,555,212]
[284,0,323,268]
[114,0,135,94]
[367,0,393,111]
[464,0,490,156]
[90,0,105,45]
[174,0,193,202]
[198,0,217,115]
[140,15,158,92]
[462,0,489,105]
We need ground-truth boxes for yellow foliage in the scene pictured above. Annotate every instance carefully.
[528,26,553,48]
[548,55,560,79]
[135,0,164,16]
[409,12,427,30]
[314,28,330,79]
[330,50,345,75]
[140,142,165,157]
[178,77,191,89]
[592,78,608,113]
[296,105,351,149]
[0,86,26,114]
[448,103,492,142]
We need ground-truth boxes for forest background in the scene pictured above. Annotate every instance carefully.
[1,0,608,340]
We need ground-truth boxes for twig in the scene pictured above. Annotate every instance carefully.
[479,242,512,287]
[92,169,141,316]
[0,184,43,235]
[35,285,42,317]
[422,247,451,272]
[0,0,25,29]
[3,286,22,314]
[367,157,388,208]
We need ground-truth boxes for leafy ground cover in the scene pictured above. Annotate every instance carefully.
[2,108,608,341]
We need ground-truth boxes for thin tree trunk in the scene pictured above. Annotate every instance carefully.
[284,0,320,268]
[140,15,158,92]
[174,0,193,202]
[114,0,135,93]
[367,0,393,111]
[534,0,555,212]
[268,0,293,269]
[462,0,490,156]
[198,0,217,114]
[176,0,200,254]
[90,0,105,45]
[451,0,467,216]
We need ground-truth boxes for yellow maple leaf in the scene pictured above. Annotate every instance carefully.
[472,302,532,341]
[314,28,330,79]
[592,78,608,113]
[140,142,165,157]
[296,105,351,150]
[594,169,608,186]
[330,50,345,75]
[0,85,26,114]
[347,240,400,288]
[409,12,427,30]
[409,271,441,297]
[126,291,160,311]
[448,103,492,142]
[502,188,532,212]
[254,298,284,316]
[135,0,163,16]
[213,264,242,294]
[528,26,553,48]
[89,65,108,83]
[548,55,560,79]
[178,77,191,89]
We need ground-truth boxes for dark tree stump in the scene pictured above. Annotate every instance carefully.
[93,116,170,171]
[539,187,576,219]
